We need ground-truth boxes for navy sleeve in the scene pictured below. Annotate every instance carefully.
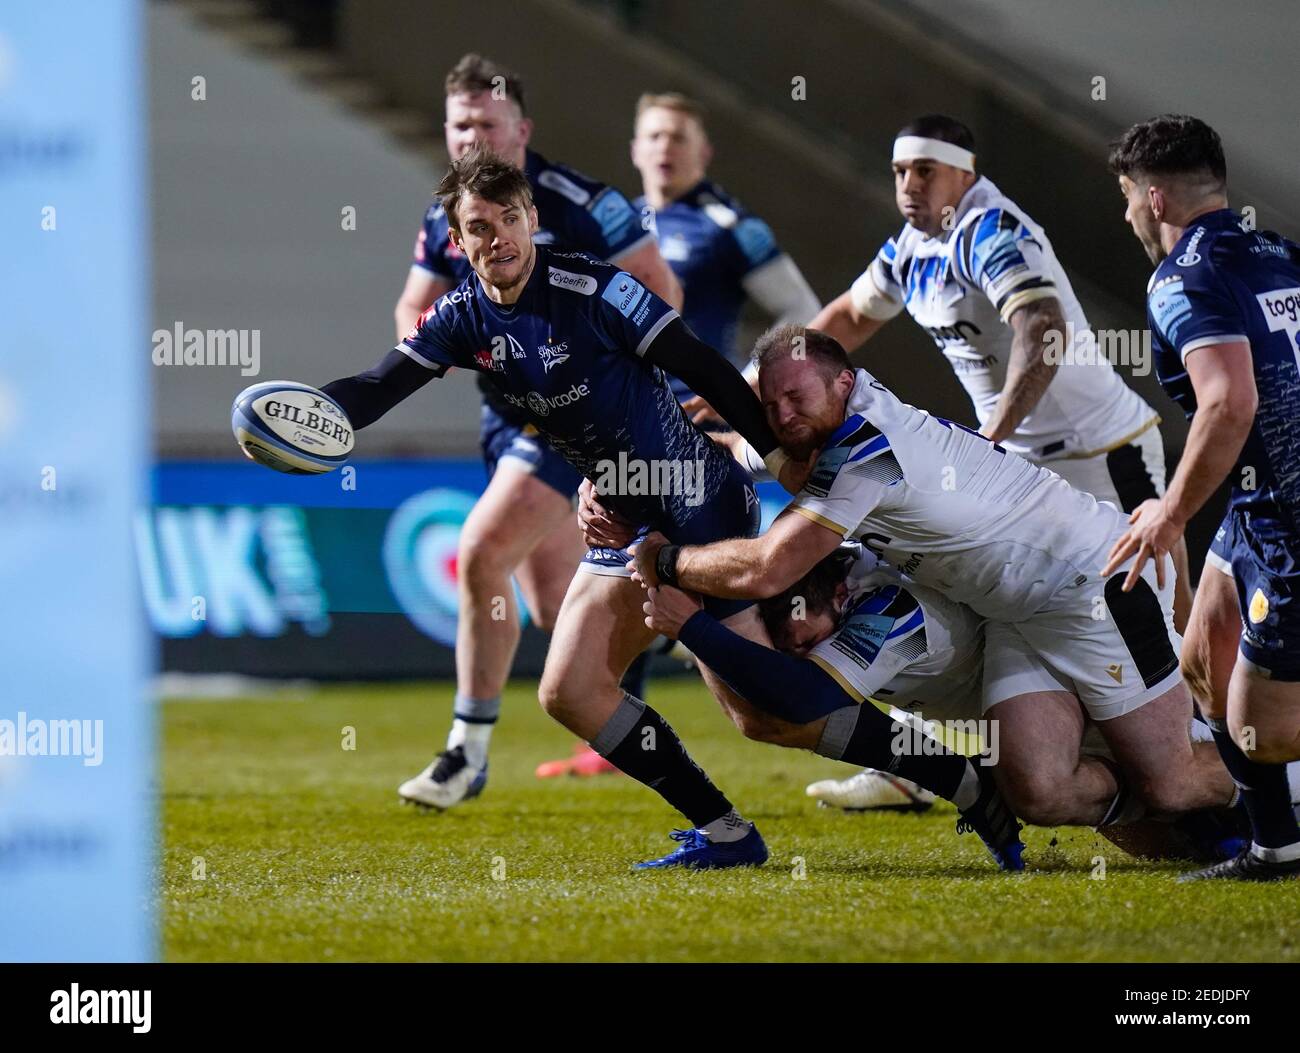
[644,318,779,456]
[321,349,434,430]
[677,610,857,724]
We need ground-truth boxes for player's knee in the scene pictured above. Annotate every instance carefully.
[1001,770,1075,827]
[458,531,513,591]
[536,676,570,721]
[1129,771,1195,816]
[1239,730,1300,765]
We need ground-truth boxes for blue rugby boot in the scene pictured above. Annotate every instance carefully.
[956,768,1025,871]
[634,824,769,870]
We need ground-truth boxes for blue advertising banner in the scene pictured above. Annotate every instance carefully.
[139,460,793,678]
[0,3,152,960]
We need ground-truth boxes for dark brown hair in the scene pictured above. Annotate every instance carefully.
[1108,114,1226,189]
[758,549,854,649]
[437,146,534,231]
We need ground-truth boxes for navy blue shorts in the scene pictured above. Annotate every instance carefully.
[1208,508,1300,681]
[581,458,761,620]
[480,403,582,499]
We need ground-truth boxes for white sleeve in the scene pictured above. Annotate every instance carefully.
[741,254,822,326]
[733,437,772,480]
[791,415,902,537]
[808,586,927,702]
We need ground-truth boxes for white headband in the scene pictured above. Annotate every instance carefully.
[892,135,976,173]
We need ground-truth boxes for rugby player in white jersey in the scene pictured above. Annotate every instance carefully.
[623,329,1236,831]
[635,543,1275,863]
[811,115,1192,632]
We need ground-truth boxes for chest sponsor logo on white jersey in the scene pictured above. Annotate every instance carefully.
[924,320,983,348]
[505,382,592,417]
[548,267,597,295]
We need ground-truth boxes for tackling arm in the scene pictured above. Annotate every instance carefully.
[670,509,844,599]
[677,611,859,724]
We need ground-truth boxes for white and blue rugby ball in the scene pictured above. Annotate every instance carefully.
[231,381,354,474]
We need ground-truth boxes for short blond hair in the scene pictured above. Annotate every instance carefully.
[635,92,707,134]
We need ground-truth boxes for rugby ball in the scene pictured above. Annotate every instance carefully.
[231,381,353,474]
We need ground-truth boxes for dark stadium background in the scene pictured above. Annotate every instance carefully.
[147,0,1300,680]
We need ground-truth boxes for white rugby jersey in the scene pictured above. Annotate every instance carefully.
[791,370,1125,622]
[850,176,1156,462]
[808,544,984,721]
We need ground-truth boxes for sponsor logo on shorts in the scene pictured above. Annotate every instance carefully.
[1105,663,1124,684]
[1249,588,1270,624]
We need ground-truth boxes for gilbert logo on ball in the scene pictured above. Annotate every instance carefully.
[231,381,353,474]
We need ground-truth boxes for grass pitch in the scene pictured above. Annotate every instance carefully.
[161,678,1300,962]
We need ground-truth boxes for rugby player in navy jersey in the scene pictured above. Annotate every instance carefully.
[629,93,820,402]
[390,55,683,804]
[322,149,809,868]
[1105,115,1300,881]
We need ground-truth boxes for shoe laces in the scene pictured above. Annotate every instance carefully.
[429,747,466,782]
[668,828,708,850]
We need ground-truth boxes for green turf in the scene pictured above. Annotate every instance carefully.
[161,679,1300,962]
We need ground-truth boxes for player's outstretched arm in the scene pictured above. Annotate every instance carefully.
[981,297,1062,443]
[320,348,437,430]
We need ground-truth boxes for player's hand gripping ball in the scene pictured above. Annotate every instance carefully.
[231,381,353,474]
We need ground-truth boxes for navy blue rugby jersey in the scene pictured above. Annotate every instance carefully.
[401,245,736,525]
[1146,208,1300,527]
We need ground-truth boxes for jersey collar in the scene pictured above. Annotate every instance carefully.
[928,175,997,243]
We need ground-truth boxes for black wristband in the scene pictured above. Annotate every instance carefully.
[655,544,682,587]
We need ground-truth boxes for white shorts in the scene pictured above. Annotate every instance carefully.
[1045,421,1165,513]
[983,556,1184,722]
